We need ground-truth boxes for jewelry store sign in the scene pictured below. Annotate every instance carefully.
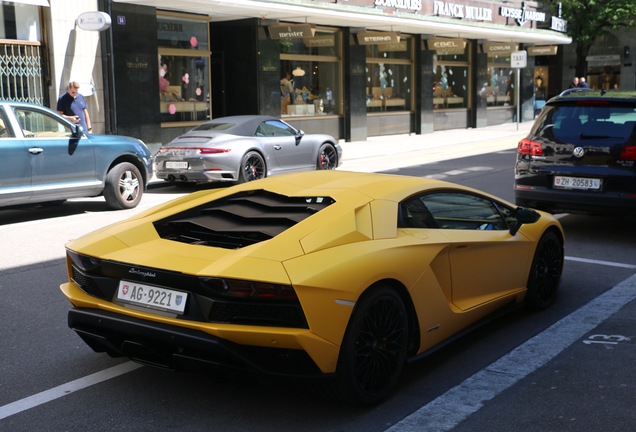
[500,2,546,26]
[357,32,400,45]
[426,38,467,54]
[433,1,493,21]
[268,24,315,39]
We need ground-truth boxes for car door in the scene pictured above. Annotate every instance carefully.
[255,120,314,173]
[418,191,534,311]
[11,106,98,202]
[0,106,32,206]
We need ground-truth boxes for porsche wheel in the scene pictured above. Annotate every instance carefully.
[104,162,143,210]
[317,143,338,170]
[525,230,563,309]
[238,151,266,183]
[334,285,408,405]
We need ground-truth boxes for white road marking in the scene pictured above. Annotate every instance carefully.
[386,272,636,432]
[425,166,493,179]
[565,256,636,269]
[0,361,143,420]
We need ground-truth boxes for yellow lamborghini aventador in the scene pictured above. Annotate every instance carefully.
[60,170,564,405]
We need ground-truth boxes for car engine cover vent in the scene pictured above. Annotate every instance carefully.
[153,190,335,248]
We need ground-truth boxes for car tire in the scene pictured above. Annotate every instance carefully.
[104,162,143,210]
[330,285,408,405]
[525,230,563,309]
[317,143,338,170]
[238,151,266,183]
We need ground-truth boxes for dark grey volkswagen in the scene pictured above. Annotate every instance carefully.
[0,101,152,210]
[515,90,636,216]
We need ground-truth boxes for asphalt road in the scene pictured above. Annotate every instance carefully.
[1,148,635,431]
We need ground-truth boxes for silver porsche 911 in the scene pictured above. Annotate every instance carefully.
[155,115,342,184]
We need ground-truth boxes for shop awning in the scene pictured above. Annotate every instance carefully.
[116,0,572,45]
[3,0,50,6]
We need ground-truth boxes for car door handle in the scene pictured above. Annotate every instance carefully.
[28,147,44,155]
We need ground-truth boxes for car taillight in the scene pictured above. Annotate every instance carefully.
[198,148,231,154]
[67,249,102,272]
[620,145,636,161]
[518,138,543,156]
[201,277,298,301]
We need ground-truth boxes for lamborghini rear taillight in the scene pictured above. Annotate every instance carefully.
[202,278,298,301]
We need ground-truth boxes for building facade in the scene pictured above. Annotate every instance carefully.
[3,0,578,149]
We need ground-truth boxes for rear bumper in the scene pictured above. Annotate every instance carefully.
[68,308,324,378]
[514,186,636,215]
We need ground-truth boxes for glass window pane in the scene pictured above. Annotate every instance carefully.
[13,108,72,138]
[366,63,411,112]
[487,54,515,107]
[159,54,209,123]
[366,37,412,113]
[433,65,469,109]
[280,28,342,118]
[157,15,208,51]
[432,43,471,111]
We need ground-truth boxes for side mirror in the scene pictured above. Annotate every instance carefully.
[71,124,84,138]
[509,207,541,236]
[295,129,304,145]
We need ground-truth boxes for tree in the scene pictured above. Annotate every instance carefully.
[544,0,636,76]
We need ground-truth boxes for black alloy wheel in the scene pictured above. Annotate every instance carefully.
[239,151,266,183]
[334,285,408,405]
[525,230,564,309]
[317,143,338,170]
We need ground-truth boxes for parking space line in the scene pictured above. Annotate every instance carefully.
[565,256,636,269]
[385,273,636,432]
[0,361,143,420]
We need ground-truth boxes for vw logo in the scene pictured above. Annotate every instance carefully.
[572,146,585,158]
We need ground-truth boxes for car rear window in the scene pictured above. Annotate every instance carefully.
[192,122,236,131]
[538,104,636,143]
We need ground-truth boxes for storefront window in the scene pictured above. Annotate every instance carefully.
[366,37,412,112]
[157,13,210,125]
[433,48,470,110]
[487,53,515,108]
[279,28,342,117]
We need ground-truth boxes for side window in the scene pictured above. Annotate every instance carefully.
[257,120,297,137]
[12,108,73,138]
[400,196,438,228]
[409,191,508,230]
[0,109,13,138]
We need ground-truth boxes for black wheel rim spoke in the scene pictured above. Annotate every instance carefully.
[353,297,406,393]
[534,238,562,302]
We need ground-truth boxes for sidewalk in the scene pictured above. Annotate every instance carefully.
[338,120,533,173]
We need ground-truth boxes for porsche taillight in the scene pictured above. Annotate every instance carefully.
[198,148,231,155]
[620,145,636,161]
[518,138,543,156]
